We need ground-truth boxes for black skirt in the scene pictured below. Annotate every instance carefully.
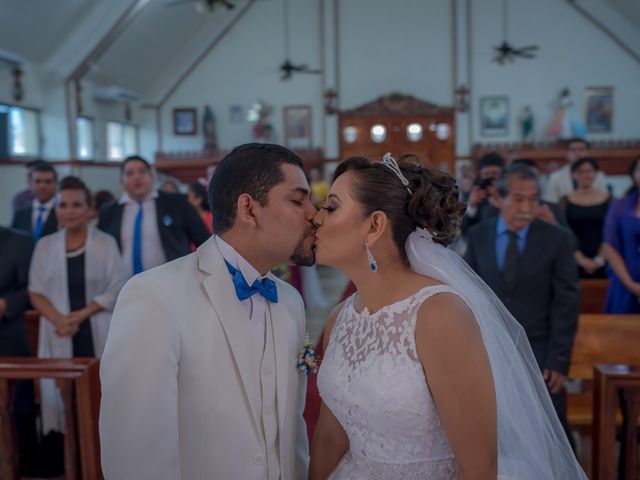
[66,252,95,357]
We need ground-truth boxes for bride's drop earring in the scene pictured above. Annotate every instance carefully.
[365,241,377,272]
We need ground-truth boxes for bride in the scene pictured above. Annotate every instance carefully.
[309,154,586,479]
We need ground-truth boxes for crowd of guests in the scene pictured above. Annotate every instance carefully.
[457,138,640,315]
[2,155,210,474]
[1,141,640,473]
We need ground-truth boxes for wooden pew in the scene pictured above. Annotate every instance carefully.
[567,314,640,473]
[0,358,102,480]
[579,279,608,314]
[592,365,640,480]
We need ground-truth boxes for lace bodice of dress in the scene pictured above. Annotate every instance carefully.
[317,285,459,479]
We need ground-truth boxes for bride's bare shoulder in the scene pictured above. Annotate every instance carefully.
[415,291,478,340]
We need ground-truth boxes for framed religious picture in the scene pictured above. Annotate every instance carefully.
[283,105,312,149]
[173,108,197,135]
[585,87,613,133]
[480,96,509,137]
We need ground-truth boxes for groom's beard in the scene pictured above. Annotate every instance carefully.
[290,226,316,266]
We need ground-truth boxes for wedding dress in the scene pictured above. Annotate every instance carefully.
[317,285,460,480]
[316,228,587,479]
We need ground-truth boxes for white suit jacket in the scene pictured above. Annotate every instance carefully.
[99,237,309,479]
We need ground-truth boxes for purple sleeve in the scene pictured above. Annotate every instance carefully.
[604,199,623,251]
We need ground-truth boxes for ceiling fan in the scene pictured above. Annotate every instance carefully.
[279,0,321,80]
[165,0,235,12]
[493,0,539,64]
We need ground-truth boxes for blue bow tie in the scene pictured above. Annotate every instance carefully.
[224,260,278,303]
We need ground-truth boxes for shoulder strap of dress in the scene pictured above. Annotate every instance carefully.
[411,284,465,309]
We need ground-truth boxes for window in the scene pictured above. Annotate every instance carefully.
[0,105,40,157]
[76,117,95,160]
[106,121,138,161]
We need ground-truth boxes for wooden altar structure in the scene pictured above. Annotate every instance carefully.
[339,93,456,173]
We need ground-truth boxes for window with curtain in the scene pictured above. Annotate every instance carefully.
[0,105,40,157]
[106,121,138,161]
[76,116,95,160]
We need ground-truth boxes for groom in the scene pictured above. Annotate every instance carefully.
[100,143,317,479]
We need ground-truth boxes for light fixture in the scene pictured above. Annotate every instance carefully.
[12,67,23,102]
[370,124,386,143]
[436,123,450,140]
[324,89,338,115]
[75,80,83,115]
[343,126,357,143]
[454,85,470,113]
[406,123,423,142]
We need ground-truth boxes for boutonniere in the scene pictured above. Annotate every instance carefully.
[162,214,174,226]
[296,333,320,376]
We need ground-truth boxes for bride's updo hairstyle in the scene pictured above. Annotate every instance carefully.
[333,154,465,259]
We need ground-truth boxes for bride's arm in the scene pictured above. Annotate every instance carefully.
[309,303,349,480]
[309,401,349,480]
[415,293,497,480]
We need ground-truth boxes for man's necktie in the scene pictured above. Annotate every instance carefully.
[132,203,144,275]
[503,231,519,291]
[33,206,46,241]
[224,260,278,303]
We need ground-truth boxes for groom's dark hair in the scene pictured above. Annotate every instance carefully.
[209,143,303,233]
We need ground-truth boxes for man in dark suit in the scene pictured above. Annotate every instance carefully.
[464,163,579,449]
[12,159,51,214]
[11,162,58,241]
[98,155,210,277]
[0,226,38,472]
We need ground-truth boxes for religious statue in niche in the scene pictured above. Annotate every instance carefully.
[518,105,534,143]
[546,87,587,140]
[202,105,218,153]
[247,100,274,142]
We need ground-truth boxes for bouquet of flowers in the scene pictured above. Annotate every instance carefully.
[296,333,320,376]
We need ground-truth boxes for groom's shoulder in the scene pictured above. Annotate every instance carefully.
[128,252,199,291]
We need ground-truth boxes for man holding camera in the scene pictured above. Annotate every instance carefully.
[461,153,505,234]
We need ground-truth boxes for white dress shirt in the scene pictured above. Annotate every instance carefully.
[544,164,608,202]
[119,191,167,277]
[31,197,56,229]
[214,235,268,353]
[214,235,282,479]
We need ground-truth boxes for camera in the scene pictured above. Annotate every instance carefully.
[474,178,495,190]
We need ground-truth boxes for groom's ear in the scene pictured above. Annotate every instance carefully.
[235,193,258,228]
[366,211,387,245]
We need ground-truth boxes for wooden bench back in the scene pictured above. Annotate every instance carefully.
[579,279,608,314]
[0,358,103,480]
[569,314,640,380]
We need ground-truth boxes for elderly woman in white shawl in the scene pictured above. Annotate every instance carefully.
[29,176,126,436]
